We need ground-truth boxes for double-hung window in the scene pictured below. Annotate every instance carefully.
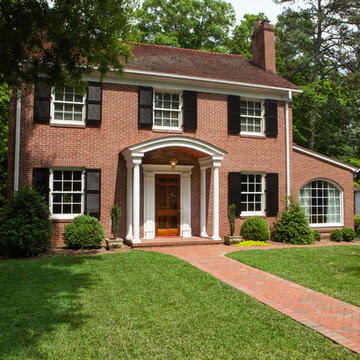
[240,100,264,135]
[153,91,182,129]
[51,87,85,125]
[50,169,85,219]
[241,173,265,215]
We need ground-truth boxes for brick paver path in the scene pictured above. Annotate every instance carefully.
[145,244,360,354]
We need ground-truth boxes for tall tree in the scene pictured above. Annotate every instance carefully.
[136,0,236,52]
[228,13,268,58]
[274,0,360,150]
[0,0,138,89]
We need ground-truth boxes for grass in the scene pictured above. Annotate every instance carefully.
[0,251,358,360]
[227,245,360,307]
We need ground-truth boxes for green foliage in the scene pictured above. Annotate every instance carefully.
[63,215,105,249]
[354,215,360,236]
[342,227,356,242]
[227,204,236,236]
[0,84,9,208]
[228,13,268,58]
[111,204,122,238]
[274,198,313,245]
[240,216,270,242]
[233,240,270,247]
[136,0,236,52]
[0,0,137,89]
[330,229,342,242]
[312,230,321,242]
[0,185,52,258]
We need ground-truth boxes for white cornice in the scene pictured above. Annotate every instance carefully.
[293,145,359,173]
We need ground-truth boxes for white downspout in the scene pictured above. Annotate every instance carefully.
[14,90,22,192]
[285,91,292,198]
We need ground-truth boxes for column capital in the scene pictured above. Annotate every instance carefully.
[123,150,144,166]
[198,156,223,169]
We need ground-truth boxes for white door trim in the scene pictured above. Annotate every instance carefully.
[142,164,193,239]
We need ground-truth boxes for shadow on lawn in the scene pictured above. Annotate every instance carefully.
[0,255,102,359]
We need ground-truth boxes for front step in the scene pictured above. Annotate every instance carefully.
[127,238,222,248]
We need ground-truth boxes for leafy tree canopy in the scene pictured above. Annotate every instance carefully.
[0,0,138,89]
[136,0,236,52]
[228,13,268,58]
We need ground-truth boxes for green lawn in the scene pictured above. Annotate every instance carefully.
[0,251,358,360]
[227,245,360,307]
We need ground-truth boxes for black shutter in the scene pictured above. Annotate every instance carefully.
[228,95,241,135]
[265,99,278,137]
[228,172,242,216]
[183,90,197,130]
[266,173,278,217]
[138,87,153,129]
[85,169,101,219]
[86,82,102,126]
[32,167,49,203]
[34,83,51,124]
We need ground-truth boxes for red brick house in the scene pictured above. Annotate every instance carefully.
[7,20,358,246]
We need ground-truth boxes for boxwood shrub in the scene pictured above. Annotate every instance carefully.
[312,230,321,242]
[240,216,270,242]
[0,185,53,258]
[330,229,342,242]
[274,198,313,245]
[63,215,105,249]
[342,227,356,242]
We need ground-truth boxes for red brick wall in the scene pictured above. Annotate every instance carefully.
[291,150,354,229]
[7,83,354,246]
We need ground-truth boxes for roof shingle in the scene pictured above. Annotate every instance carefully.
[126,43,299,90]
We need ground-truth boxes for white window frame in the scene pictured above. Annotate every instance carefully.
[241,172,265,216]
[299,179,344,227]
[49,167,85,220]
[240,99,265,136]
[153,89,183,130]
[50,87,86,125]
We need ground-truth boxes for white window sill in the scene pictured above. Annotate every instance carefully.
[241,212,265,217]
[153,126,182,131]
[239,132,265,137]
[51,120,85,126]
[50,214,82,220]
[310,223,343,228]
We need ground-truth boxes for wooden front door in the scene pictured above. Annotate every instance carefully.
[155,174,180,236]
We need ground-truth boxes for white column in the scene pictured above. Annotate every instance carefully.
[212,164,221,240]
[126,165,133,240]
[200,167,208,237]
[132,162,141,243]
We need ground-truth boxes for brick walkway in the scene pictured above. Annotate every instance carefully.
[145,244,360,354]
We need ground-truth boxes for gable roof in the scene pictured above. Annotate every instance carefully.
[126,43,299,91]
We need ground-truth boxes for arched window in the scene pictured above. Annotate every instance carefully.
[299,180,342,226]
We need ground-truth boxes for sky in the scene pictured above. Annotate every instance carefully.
[228,0,287,24]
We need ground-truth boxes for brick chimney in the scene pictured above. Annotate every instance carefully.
[252,19,276,74]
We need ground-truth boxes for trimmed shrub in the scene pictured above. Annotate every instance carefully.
[312,230,321,242]
[274,198,313,245]
[63,215,105,249]
[330,229,342,242]
[342,227,356,242]
[354,215,360,237]
[228,204,236,236]
[240,216,270,242]
[0,185,53,258]
[234,240,270,247]
[111,204,122,238]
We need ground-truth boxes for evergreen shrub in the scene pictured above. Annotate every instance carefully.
[354,215,360,237]
[330,229,342,242]
[342,227,355,242]
[312,230,321,242]
[274,198,313,245]
[63,215,105,249]
[0,185,53,258]
[240,216,270,241]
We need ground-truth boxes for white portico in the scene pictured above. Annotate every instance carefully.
[122,136,226,244]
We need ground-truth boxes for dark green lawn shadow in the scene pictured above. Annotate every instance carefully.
[0,255,102,359]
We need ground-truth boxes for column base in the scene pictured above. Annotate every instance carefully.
[131,239,142,244]
[200,232,209,238]
[212,235,221,241]
[125,235,133,241]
